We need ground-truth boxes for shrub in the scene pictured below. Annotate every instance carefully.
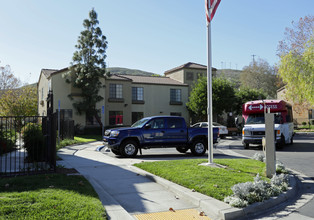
[224,173,290,208]
[0,129,16,155]
[302,121,307,126]
[23,123,45,162]
[252,154,289,174]
[276,161,289,174]
[252,153,265,162]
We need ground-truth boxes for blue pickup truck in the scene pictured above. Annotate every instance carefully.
[103,116,219,157]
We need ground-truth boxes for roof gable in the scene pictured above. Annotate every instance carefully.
[164,62,216,75]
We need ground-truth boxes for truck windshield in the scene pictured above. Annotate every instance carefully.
[131,118,150,128]
[246,114,283,124]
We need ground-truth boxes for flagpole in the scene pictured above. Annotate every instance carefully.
[207,3,214,164]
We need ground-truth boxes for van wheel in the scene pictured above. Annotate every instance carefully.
[244,143,249,149]
[191,140,206,156]
[119,140,138,158]
[280,134,286,146]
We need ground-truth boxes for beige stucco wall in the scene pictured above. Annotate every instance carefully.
[131,83,189,123]
[183,69,207,94]
[37,73,49,116]
[165,70,184,83]
[50,70,86,126]
[103,78,132,126]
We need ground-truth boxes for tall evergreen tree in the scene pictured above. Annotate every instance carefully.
[65,9,108,125]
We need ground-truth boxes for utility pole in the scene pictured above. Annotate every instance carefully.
[251,54,256,64]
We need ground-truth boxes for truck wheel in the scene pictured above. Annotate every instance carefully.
[119,140,138,158]
[111,149,121,155]
[243,143,249,149]
[191,140,206,156]
[176,147,188,154]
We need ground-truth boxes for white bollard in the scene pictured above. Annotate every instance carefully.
[265,112,276,178]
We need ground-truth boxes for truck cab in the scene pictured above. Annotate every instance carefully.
[241,100,294,149]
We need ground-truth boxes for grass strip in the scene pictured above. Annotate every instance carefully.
[134,158,266,201]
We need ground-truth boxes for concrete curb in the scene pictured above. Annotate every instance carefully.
[129,165,298,220]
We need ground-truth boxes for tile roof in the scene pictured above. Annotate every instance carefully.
[112,74,187,86]
[164,62,216,75]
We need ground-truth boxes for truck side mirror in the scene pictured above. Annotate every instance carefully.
[235,117,239,126]
[235,117,243,129]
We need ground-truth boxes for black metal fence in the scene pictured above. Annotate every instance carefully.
[0,114,56,177]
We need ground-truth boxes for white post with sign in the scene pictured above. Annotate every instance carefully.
[265,109,276,178]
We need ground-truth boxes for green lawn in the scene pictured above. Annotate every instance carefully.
[295,124,314,132]
[134,158,267,201]
[0,173,106,219]
[57,135,102,151]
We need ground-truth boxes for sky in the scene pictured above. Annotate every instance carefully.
[0,0,313,85]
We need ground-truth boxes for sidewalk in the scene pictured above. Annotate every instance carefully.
[57,141,305,220]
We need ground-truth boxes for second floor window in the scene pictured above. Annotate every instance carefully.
[109,84,123,99]
[170,89,181,102]
[132,87,144,101]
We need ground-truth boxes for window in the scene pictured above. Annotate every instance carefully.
[170,89,182,105]
[132,87,144,103]
[186,72,194,81]
[167,118,183,129]
[147,118,165,129]
[109,111,123,125]
[170,112,181,116]
[109,84,123,99]
[132,112,144,124]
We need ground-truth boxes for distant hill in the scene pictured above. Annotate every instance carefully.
[216,69,242,87]
[107,67,157,76]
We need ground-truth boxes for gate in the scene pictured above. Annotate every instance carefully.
[0,91,56,177]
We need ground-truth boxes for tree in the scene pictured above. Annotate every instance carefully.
[277,16,314,106]
[64,9,108,126]
[186,77,236,120]
[240,58,278,98]
[278,38,314,105]
[0,62,21,90]
[277,15,314,57]
[0,86,37,116]
[234,87,267,115]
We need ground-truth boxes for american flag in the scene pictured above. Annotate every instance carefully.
[205,0,221,24]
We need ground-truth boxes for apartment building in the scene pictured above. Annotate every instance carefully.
[37,67,189,128]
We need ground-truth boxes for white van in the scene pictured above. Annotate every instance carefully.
[241,100,294,149]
